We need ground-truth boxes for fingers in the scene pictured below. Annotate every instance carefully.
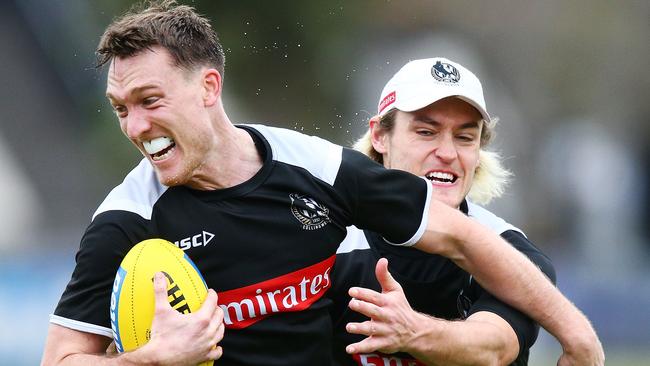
[197,289,220,316]
[214,320,225,344]
[153,272,172,313]
[207,345,224,361]
[199,289,225,360]
[348,286,382,306]
[345,336,386,355]
[203,319,225,363]
[347,258,402,306]
[348,297,384,320]
[375,258,401,292]
[345,340,364,355]
[201,290,225,337]
[203,303,225,344]
[346,320,384,337]
[207,346,223,360]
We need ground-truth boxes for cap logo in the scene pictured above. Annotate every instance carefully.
[378,91,396,114]
[431,61,460,83]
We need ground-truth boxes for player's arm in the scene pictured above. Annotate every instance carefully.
[41,325,113,365]
[41,273,224,365]
[334,150,601,364]
[409,311,519,366]
[41,325,169,365]
[346,259,519,366]
[413,199,604,366]
[347,231,549,365]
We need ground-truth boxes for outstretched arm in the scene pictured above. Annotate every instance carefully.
[41,272,224,365]
[346,258,519,366]
[414,200,604,366]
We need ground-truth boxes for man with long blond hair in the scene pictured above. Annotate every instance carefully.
[330,58,601,365]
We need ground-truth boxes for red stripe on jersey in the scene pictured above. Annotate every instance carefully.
[218,255,335,329]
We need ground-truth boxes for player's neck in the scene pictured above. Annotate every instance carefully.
[187,119,263,190]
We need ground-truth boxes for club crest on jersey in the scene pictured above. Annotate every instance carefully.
[289,193,331,230]
[431,60,460,83]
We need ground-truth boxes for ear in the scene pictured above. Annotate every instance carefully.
[202,68,222,107]
[369,116,388,154]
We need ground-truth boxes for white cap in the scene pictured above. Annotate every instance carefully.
[377,57,490,121]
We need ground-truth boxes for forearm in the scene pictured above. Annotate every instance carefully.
[41,325,156,366]
[416,201,599,356]
[405,312,517,366]
[47,352,154,366]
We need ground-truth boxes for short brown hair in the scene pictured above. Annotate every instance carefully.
[96,0,225,75]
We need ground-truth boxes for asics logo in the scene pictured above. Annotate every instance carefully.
[174,231,215,251]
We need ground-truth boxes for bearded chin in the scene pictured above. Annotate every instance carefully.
[154,157,206,188]
[155,169,187,187]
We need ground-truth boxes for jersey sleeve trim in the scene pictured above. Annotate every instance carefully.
[92,159,168,221]
[466,200,525,237]
[49,314,113,338]
[383,176,432,247]
[245,124,343,186]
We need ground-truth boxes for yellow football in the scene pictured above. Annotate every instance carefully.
[110,238,212,365]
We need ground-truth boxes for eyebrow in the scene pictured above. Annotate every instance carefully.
[412,118,481,130]
[106,85,161,102]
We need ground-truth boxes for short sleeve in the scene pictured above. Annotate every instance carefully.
[333,148,430,245]
[52,211,151,336]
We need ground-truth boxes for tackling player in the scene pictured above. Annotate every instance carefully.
[330,58,560,365]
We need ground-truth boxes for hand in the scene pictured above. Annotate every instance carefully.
[557,331,605,366]
[345,258,426,355]
[140,272,225,365]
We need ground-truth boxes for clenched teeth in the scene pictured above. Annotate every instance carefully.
[143,137,176,161]
[426,171,457,183]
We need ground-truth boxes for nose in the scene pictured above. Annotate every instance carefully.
[434,133,458,162]
[122,109,152,139]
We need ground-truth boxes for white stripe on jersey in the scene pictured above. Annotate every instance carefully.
[337,200,525,254]
[49,314,113,338]
[247,124,343,185]
[466,200,526,237]
[337,225,371,254]
[92,159,168,221]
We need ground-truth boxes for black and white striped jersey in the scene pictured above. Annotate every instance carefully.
[51,124,432,366]
[330,200,556,366]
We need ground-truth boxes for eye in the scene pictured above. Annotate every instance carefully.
[112,105,127,117]
[142,96,160,107]
[416,129,435,137]
[458,135,473,141]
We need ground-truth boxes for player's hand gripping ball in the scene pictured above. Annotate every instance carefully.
[110,238,212,365]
